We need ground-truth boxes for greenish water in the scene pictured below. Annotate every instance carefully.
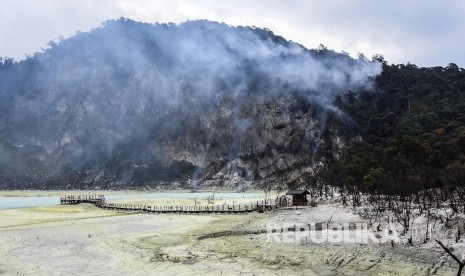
[0,196,61,210]
[0,192,265,210]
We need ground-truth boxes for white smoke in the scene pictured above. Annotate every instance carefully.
[0,18,382,176]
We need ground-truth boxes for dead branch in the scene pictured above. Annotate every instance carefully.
[435,239,464,276]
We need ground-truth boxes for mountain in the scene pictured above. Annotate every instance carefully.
[0,18,382,189]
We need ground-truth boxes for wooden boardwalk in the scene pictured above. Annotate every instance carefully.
[60,195,106,205]
[60,195,277,214]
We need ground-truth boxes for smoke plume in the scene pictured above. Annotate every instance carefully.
[0,18,381,188]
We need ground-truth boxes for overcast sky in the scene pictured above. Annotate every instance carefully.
[1,0,464,67]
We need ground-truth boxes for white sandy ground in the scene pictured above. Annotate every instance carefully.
[0,196,461,276]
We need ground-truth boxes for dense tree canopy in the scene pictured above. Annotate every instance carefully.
[323,60,465,198]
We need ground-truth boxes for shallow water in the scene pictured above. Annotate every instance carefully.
[0,196,61,210]
[0,192,265,210]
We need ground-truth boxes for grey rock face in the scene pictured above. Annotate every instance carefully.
[151,95,348,189]
[0,19,379,189]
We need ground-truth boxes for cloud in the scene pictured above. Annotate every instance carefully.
[0,0,464,66]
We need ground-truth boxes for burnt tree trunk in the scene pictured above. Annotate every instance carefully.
[435,239,464,276]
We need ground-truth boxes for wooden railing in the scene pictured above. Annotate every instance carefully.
[60,195,279,214]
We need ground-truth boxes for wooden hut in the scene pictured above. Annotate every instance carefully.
[286,190,310,206]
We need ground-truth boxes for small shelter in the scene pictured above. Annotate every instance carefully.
[286,190,310,206]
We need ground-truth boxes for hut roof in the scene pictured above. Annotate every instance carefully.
[286,190,310,195]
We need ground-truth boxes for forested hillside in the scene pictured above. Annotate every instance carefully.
[316,60,465,204]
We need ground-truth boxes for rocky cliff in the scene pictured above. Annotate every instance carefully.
[0,19,381,189]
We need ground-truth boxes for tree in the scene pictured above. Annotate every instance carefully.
[436,239,465,276]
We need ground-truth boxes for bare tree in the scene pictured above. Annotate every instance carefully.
[257,180,273,205]
[435,239,464,276]
[393,196,414,235]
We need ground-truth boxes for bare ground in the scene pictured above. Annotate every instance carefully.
[0,197,460,275]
